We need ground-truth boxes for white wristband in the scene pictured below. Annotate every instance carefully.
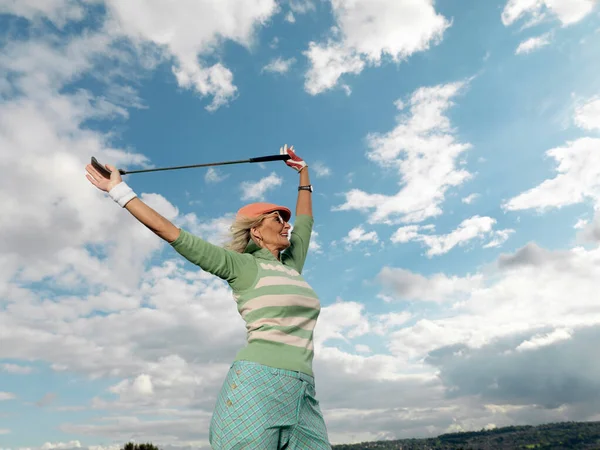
[108,182,137,208]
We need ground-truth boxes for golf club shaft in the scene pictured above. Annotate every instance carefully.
[91,154,290,177]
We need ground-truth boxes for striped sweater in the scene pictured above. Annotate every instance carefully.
[170,214,320,376]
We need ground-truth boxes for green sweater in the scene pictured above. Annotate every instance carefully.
[170,214,320,377]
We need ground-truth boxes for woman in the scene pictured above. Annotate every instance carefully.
[85,145,331,449]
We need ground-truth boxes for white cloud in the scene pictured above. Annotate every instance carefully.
[354,344,371,353]
[334,81,473,224]
[386,242,600,362]
[304,0,450,94]
[240,172,283,200]
[204,167,228,184]
[180,213,235,247]
[2,0,280,111]
[515,328,573,351]
[285,11,296,23]
[314,300,370,347]
[0,392,16,401]
[1,363,34,374]
[574,96,600,131]
[515,33,551,54]
[2,257,247,403]
[61,417,216,447]
[0,41,170,294]
[0,0,85,28]
[262,57,296,74]
[505,93,600,245]
[378,267,483,303]
[502,0,597,27]
[389,225,421,243]
[0,25,120,96]
[312,161,332,177]
[483,229,516,249]
[110,373,154,399]
[23,441,122,450]
[289,0,316,14]
[40,441,85,450]
[391,216,511,257]
[309,230,323,254]
[142,193,180,221]
[172,64,237,113]
[343,226,379,246]
[304,41,365,95]
[461,193,480,204]
[371,312,412,335]
[316,301,410,352]
[419,216,497,255]
[505,92,600,235]
[103,0,278,111]
[504,137,600,211]
[577,213,600,243]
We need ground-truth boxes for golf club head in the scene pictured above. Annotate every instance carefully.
[91,157,126,177]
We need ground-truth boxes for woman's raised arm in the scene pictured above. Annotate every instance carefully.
[280,144,312,218]
[85,162,257,288]
[85,162,180,242]
[124,197,180,242]
[296,165,312,218]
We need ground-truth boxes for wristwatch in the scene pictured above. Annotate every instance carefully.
[298,185,313,192]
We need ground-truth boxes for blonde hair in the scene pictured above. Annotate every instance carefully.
[224,212,279,253]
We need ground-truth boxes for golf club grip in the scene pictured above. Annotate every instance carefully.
[91,157,126,177]
[249,154,291,163]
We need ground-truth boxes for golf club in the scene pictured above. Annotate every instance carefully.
[90,154,291,178]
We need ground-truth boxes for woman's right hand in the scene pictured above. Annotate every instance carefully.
[85,163,123,192]
[280,144,307,172]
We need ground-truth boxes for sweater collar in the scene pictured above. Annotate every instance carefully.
[244,241,280,261]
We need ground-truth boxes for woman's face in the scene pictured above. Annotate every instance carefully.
[253,212,291,251]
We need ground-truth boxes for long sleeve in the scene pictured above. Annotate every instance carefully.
[281,214,314,274]
[170,229,257,290]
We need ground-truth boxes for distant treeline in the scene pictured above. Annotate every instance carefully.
[331,421,600,450]
[118,420,600,450]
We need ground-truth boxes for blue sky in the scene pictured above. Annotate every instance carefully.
[1,0,600,448]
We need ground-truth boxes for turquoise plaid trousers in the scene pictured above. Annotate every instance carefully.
[209,360,331,449]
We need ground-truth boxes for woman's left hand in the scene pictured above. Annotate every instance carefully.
[280,144,307,172]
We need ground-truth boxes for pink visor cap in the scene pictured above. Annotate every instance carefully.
[236,202,291,222]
